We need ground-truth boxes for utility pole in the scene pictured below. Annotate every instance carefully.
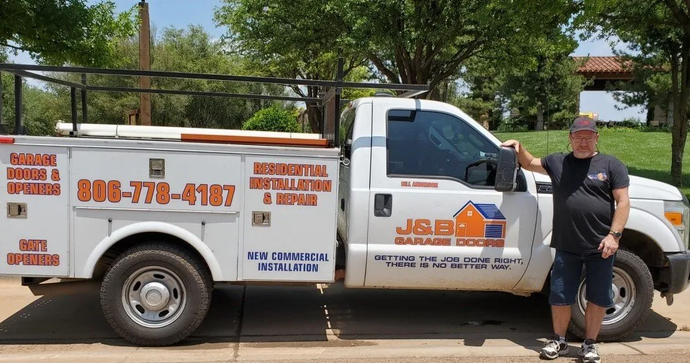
[138,0,151,126]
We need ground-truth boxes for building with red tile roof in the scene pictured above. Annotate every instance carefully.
[573,56,634,91]
[572,56,669,126]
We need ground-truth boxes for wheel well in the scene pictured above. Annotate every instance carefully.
[619,229,666,288]
[92,232,210,280]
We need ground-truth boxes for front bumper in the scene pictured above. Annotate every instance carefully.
[661,251,690,294]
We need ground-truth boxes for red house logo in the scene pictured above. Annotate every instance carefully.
[453,201,506,239]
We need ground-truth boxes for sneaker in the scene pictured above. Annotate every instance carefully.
[578,340,601,363]
[540,336,569,359]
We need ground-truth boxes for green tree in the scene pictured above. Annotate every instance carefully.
[215,0,369,133]
[454,16,585,131]
[608,55,671,125]
[453,57,507,131]
[242,106,300,132]
[500,37,586,131]
[0,0,137,66]
[1,48,12,132]
[581,0,690,186]
[1,47,62,136]
[21,86,62,136]
[32,25,288,132]
[340,0,578,98]
[153,26,290,129]
[217,0,578,131]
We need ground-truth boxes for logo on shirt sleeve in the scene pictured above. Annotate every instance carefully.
[587,172,608,181]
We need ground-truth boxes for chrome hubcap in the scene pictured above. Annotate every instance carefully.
[121,266,186,328]
[577,266,636,325]
[139,282,170,310]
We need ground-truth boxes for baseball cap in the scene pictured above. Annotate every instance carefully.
[570,116,598,133]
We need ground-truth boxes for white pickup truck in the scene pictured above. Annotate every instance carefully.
[1,95,689,346]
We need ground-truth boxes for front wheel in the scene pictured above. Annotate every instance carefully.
[569,249,654,342]
[100,243,212,346]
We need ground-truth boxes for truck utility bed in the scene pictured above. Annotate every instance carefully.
[0,128,340,283]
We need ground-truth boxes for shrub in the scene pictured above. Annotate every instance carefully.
[242,107,300,132]
[497,117,529,132]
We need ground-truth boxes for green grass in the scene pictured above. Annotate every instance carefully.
[492,129,690,198]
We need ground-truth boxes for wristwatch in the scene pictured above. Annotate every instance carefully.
[609,230,622,239]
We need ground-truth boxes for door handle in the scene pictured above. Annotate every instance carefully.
[374,194,392,217]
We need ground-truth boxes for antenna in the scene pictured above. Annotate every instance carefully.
[546,82,549,154]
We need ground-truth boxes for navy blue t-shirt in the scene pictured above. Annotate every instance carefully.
[541,152,630,254]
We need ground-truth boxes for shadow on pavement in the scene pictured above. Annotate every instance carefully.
[0,282,679,350]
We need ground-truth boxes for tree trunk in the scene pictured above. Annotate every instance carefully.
[670,44,690,187]
[536,103,545,131]
[306,103,322,134]
[670,107,686,186]
[646,103,655,125]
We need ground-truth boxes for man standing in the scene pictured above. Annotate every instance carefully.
[501,116,630,363]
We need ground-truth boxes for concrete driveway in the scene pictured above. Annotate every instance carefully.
[1,277,689,362]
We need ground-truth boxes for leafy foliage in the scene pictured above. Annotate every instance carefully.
[580,0,690,186]
[452,59,507,131]
[0,0,137,66]
[338,0,578,97]
[215,0,368,133]
[454,20,585,131]
[502,55,586,131]
[216,0,576,131]
[242,106,300,132]
[2,26,295,135]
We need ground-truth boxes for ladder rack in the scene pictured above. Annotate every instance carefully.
[0,59,429,148]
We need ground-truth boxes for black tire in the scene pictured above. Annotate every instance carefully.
[569,249,654,342]
[100,243,212,346]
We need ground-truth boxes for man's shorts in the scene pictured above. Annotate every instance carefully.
[549,249,615,308]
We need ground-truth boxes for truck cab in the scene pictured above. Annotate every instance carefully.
[338,97,542,291]
[337,96,690,341]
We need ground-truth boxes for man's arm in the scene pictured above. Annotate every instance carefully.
[610,187,631,233]
[500,140,547,174]
[599,186,630,258]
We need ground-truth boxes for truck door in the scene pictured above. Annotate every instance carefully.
[364,102,538,291]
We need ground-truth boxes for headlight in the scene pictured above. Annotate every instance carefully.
[664,200,690,249]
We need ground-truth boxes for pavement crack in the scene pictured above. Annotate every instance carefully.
[621,342,647,355]
[232,285,247,361]
[122,347,139,362]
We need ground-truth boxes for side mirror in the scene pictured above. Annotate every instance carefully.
[494,146,519,192]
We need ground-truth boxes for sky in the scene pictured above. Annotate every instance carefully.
[7,0,646,122]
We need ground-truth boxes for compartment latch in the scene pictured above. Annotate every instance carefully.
[7,203,27,218]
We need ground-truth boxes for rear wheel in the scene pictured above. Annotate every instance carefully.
[569,249,653,342]
[100,243,212,346]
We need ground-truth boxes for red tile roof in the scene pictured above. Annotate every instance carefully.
[573,56,632,74]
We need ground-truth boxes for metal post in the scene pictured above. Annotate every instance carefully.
[81,74,88,124]
[71,87,77,136]
[319,96,326,137]
[14,75,22,135]
[0,71,3,128]
[333,57,344,148]
[139,0,152,125]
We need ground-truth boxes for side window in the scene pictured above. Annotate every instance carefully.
[340,107,356,161]
[386,109,499,187]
